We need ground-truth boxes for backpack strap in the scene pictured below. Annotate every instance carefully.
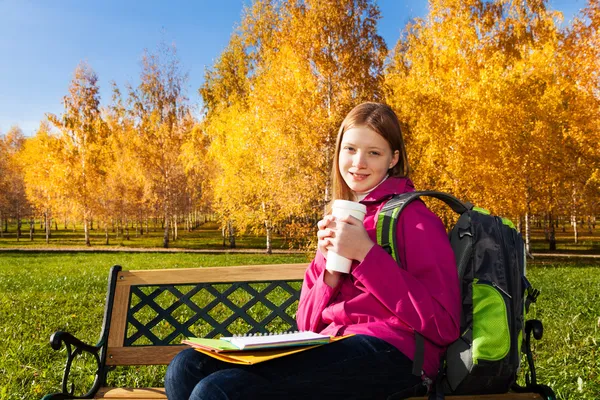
[377,191,472,263]
[376,190,472,378]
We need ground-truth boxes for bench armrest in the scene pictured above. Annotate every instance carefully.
[511,319,556,400]
[41,331,106,400]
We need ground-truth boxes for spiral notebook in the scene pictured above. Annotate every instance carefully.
[182,331,331,352]
[221,331,331,350]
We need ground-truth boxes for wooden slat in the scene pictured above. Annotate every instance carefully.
[107,284,131,348]
[106,345,186,366]
[94,387,542,400]
[407,394,542,400]
[116,263,308,286]
[96,387,166,399]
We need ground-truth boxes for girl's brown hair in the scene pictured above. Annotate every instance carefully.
[330,102,409,205]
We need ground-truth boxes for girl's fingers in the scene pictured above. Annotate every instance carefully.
[317,228,334,240]
[339,215,362,226]
[318,215,336,230]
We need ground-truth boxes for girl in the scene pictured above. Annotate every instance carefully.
[165,102,460,400]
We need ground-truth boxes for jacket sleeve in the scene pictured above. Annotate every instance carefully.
[351,201,460,346]
[296,251,340,332]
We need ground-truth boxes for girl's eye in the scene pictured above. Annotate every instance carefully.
[369,151,381,156]
[343,146,355,152]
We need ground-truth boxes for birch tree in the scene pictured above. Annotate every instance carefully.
[48,62,108,246]
[127,43,192,248]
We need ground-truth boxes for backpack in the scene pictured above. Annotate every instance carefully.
[376,190,539,397]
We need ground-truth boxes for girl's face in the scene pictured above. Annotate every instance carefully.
[338,126,399,194]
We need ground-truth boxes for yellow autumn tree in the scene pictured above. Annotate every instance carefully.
[0,126,30,240]
[101,87,148,244]
[20,121,66,243]
[384,0,589,250]
[48,62,109,246]
[126,43,193,248]
[559,0,600,240]
[200,0,387,250]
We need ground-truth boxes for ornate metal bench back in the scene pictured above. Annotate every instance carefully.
[125,280,302,346]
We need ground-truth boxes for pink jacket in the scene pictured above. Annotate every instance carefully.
[296,177,460,378]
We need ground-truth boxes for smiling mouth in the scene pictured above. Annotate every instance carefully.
[350,172,369,180]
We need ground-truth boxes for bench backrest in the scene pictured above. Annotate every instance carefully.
[102,264,308,367]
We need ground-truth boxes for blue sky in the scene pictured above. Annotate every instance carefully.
[0,0,586,136]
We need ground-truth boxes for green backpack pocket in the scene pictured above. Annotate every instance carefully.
[472,279,511,364]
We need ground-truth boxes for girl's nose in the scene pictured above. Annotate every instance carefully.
[353,151,367,168]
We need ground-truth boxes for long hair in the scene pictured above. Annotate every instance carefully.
[330,102,409,206]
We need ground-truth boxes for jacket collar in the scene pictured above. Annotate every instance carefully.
[359,177,415,204]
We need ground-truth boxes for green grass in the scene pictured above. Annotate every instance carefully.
[0,252,309,400]
[1,253,599,399]
[522,257,600,399]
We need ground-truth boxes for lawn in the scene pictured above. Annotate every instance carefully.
[0,252,309,399]
[0,252,598,399]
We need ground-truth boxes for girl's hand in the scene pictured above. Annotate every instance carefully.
[317,215,344,288]
[327,215,374,263]
[317,215,336,259]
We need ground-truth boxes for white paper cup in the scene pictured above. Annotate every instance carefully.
[325,200,367,273]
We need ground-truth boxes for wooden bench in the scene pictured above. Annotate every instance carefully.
[42,264,551,400]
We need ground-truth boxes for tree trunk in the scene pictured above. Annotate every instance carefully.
[0,213,3,238]
[572,215,578,244]
[125,219,130,241]
[548,212,556,251]
[105,223,109,245]
[228,220,236,249]
[29,218,34,240]
[222,224,227,247]
[16,205,22,241]
[173,216,178,241]
[45,212,51,243]
[163,211,170,249]
[525,212,531,254]
[84,215,91,246]
[265,220,272,254]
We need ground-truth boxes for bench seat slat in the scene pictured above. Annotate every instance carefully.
[96,387,166,399]
[94,387,543,400]
[406,395,544,400]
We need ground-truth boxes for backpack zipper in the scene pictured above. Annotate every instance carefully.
[492,281,512,299]
[495,216,519,371]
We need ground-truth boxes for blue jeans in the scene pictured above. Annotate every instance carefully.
[164,334,425,400]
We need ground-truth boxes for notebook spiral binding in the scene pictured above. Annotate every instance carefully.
[230,330,302,337]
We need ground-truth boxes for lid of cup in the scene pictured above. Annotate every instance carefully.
[332,199,367,213]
